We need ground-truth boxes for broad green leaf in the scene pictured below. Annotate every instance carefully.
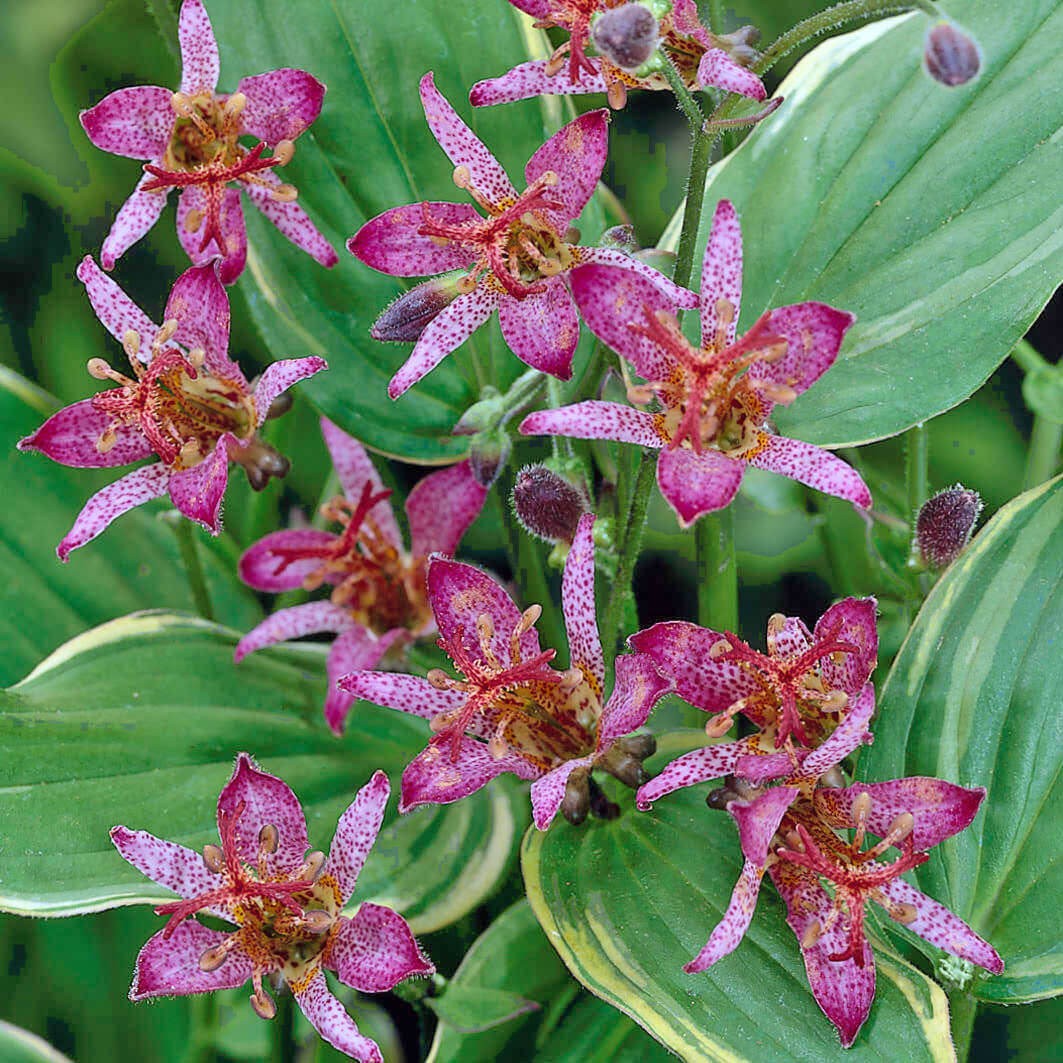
[0,613,517,933]
[535,992,675,1063]
[0,1022,72,1063]
[0,368,262,686]
[524,734,956,1061]
[863,475,1063,1004]
[427,987,540,1034]
[698,0,1063,447]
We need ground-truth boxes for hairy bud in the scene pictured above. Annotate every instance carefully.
[511,464,590,544]
[468,427,511,489]
[371,277,464,343]
[923,22,981,87]
[600,224,639,252]
[913,485,983,568]
[591,3,659,71]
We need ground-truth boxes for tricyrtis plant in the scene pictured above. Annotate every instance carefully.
[5,0,1056,1060]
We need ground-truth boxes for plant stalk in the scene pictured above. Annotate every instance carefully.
[905,421,928,522]
[947,989,978,1063]
[166,514,215,622]
[183,993,217,1063]
[696,510,738,632]
[1025,415,1062,489]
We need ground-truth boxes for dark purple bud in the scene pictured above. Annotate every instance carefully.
[914,485,983,568]
[468,427,511,489]
[263,390,293,421]
[561,766,591,825]
[600,224,639,252]
[591,3,659,72]
[511,463,590,544]
[371,276,463,343]
[587,776,620,821]
[923,22,981,87]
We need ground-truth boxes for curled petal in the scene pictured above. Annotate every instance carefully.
[338,671,469,729]
[348,202,480,276]
[242,170,339,268]
[110,826,221,904]
[470,60,607,108]
[578,248,699,310]
[745,435,872,509]
[101,173,170,271]
[498,281,578,379]
[237,69,326,146]
[561,514,604,690]
[327,903,434,991]
[684,860,764,972]
[520,401,664,449]
[598,653,671,749]
[76,256,158,353]
[253,356,328,428]
[407,460,486,559]
[165,261,243,381]
[326,771,390,906]
[295,973,383,1063]
[130,923,251,1000]
[324,627,407,736]
[728,787,799,866]
[697,48,767,101]
[636,738,754,810]
[168,436,234,534]
[699,199,743,349]
[234,601,355,662]
[525,110,608,226]
[799,683,876,778]
[79,86,174,160]
[176,186,247,285]
[238,529,342,591]
[178,0,220,95]
[657,446,744,526]
[18,398,153,469]
[530,756,594,831]
[815,597,878,695]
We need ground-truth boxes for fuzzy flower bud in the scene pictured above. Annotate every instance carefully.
[591,3,660,72]
[914,485,983,568]
[371,276,464,342]
[512,464,590,544]
[923,22,982,87]
[468,427,512,489]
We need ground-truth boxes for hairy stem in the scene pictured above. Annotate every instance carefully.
[165,514,215,622]
[947,989,978,1063]
[696,510,738,632]
[905,421,929,523]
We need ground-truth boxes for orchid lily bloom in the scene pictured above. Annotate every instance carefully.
[235,418,487,731]
[521,199,872,526]
[470,0,766,109]
[348,73,696,399]
[17,258,325,559]
[340,514,671,828]
[79,0,337,282]
[111,755,433,1061]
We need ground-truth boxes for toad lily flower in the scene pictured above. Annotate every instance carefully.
[340,514,672,828]
[688,776,1002,1047]
[17,258,325,559]
[633,598,878,810]
[111,755,433,1061]
[235,418,487,731]
[521,199,872,526]
[79,0,337,282]
[470,0,766,109]
[348,73,695,398]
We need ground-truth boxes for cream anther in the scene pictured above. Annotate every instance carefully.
[202,844,224,873]
[715,298,736,327]
[301,909,334,934]
[456,275,477,294]
[516,604,542,637]
[269,184,299,203]
[258,823,279,855]
[705,713,734,738]
[821,689,849,713]
[886,812,914,843]
[302,851,326,881]
[87,357,113,380]
[170,91,193,115]
[187,347,206,369]
[488,731,508,761]
[199,943,230,971]
[801,919,822,949]
[95,427,117,455]
[476,612,495,644]
[427,669,452,690]
[890,901,919,925]
[708,639,733,660]
[183,208,205,233]
[156,319,179,346]
[272,139,295,166]
[223,91,247,117]
[759,381,798,405]
[250,988,276,1020]
[122,329,142,359]
[452,164,472,189]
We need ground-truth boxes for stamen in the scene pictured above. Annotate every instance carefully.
[269,184,299,203]
[820,689,849,713]
[516,604,542,637]
[851,791,872,851]
[187,347,206,369]
[301,909,334,933]
[887,812,915,843]
[301,851,326,881]
[765,613,786,654]
[801,919,822,949]
[709,639,733,660]
[558,666,585,692]
[258,824,279,855]
[122,329,142,361]
[155,319,179,346]
[758,381,798,405]
[202,844,224,873]
[488,729,509,760]
[456,275,477,294]
[223,92,247,118]
[427,669,453,690]
[544,51,567,77]
[452,164,472,190]
[476,613,496,655]
[250,987,276,1021]
[183,208,205,234]
[706,712,736,738]
[87,357,114,380]
[95,427,117,455]
[607,80,628,110]
[889,901,919,925]
[198,942,231,971]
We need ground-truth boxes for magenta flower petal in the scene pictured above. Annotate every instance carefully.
[338,671,470,731]
[699,199,743,349]
[657,446,744,526]
[130,922,252,1000]
[102,175,171,271]
[176,186,247,285]
[406,460,487,558]
[178,0,220,95]
[388,285,499,398]
[234,601,355,662]
[598,653,672,748]
[165,262,242,381]
[877,878,1003,974]
[79,86,175,160]
[497,280,578,379]
[327,903,434,991]
[470,60,607,107]
[684,860,764,972]
[325,770,390,905]
[635,738,754,810]
[814,597,878,695]
[524,110,608,226]
[348,203,481,276]
[746,435,872,509]
[253,356,328,428]
[236,69,326,146]
[561,514,604,689]
[770,615,812,659]
[324,627,407,736]
[509,0,551,16]
[530,756,594,831]
[242,170,339,268]
[578,247,699,309]
[110,825,222,903]
[238,529,342,592]
[799,683,875,778]
[697,49,767,100]
[58,462,170,561]
[295,973,384,1063]
[419,72,516,210]
[730,786,800,865]
[17,398,153,469]
[168,437,232,534]
[519,401,664,448]
[76,256,158,352]
[217,753,309,876]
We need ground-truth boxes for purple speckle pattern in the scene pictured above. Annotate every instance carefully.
[176,186,247,286]
[79,86,174,160]
[130,922,252,1000]
[729,787,799,865]
[324,628,406,736]
[253,356,328,427]
[337,671,471,731]
[348,202,480,276]
[236,68,326,146]
[76,256,158,351]
[578,248,698,310]
[700,199,743,347]
[636,738,754,810]
[237,529,340,592]
[325,770,390,905]
[294,973,384,1063]
[561,515,604,687]
[747,435,872,509]
[520,401,664,449]
[168,436,232,533]
[497,280,579,379]
[656,446,744,526]
[697,48,767,100]
[530,757,592,831]
[684,859,764,972]
[165,262,242,380]
[406,459,487,559]
[110,825,220,901]
[101,174,170,270]
[242,171,339,268]
[326,902,434,992]
[799,682,875,778]
[815,597,878,694]
[177,0,220,95]
[234,601,354,662]
[470,59,608,108]
[525,110,609,226]
[18,399,153,469]
[598,653,672,748]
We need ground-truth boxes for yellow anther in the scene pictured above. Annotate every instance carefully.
[95,427,117,455]
[705,713,735,738]
[539,169,559,187]
[852,791,873,826]
[170,91,193,115]
[715,298,736,327]
[558,666,585,692]
[452,164,472,189]
[544,52,567,77]
[760,341,789,364]
[187,347,206,369]
[302,850,326,881]
[886,812,915,843]
[801,919,822,949]
[607,80,627,110]
[156,318,179,345]
[476,612,495,645]
[179,440,203,467]
[202,844,224,873]
[456,275,477,294]
[759,381,798,405]
[272,138,295,166]
[516,604,542,637]
[183,208,204,233]
[889,902,919,925]
[87,357,113,380]
[199,943,230,971]
[224,91,248,117]
[301,909,334,933]
[708,639,733,660]
[821,689,849,713]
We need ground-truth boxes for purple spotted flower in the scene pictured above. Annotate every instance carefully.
[79,0,338,282]
[111,754,433,1061]
[348,73,695,399]
[235,418,486,731]
[17,258,325,559]
[339,514,671,828]
[470,0,766,109]
[521,199,872,526]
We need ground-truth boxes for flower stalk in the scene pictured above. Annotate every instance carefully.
[162,510,214,622]
[696,509,737,633]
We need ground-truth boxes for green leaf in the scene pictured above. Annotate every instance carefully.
[0,613,517,933]
[524,734,956,1061]
[535,992,675,1063]
[0,368,263,686]
[427,987,540,1034]
[0,1022,73,1063]
[862,475,1063,1004]
[698,0,1063,447]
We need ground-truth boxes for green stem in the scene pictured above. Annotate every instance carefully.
[270,991,295,1063]
[905,421,928,522]
[1025,415,1062,489]
[659,54,705,130]
[166,515,215,622]
[183,993,217,1063]
[947,989,978,1063]
[695,510,738,632]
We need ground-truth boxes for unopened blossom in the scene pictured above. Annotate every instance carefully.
[18,258,325,559]
[633,598,878,809]
[235,418,486,731]
[79,0,337,282]
[913,484,982,568]
[471,0,766,109]
[112,755,433,1061]
[348,73,695,399]
[340,514,671,828]
[521,199,872,525]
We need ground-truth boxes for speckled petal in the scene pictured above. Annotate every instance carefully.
[18,398,153,468]
[295,972,383,1063]
[470,60,607,107]
[178,0,220,95]
[168,436,233,534]
[746,435,872,509]
[237,69,325,146]
[407,460,486,558]
[498,280,578,379]
[577,248,698,309]
[799,682,875,778]
[101,173,170,271]
[419,73,515,209]
[697,48,767,100]
[729,786,800,865]
[164,262,243,381]
[635,738,754,810]
[684,859,764,972]
[815,597,878,695]
[770,615,812,660]
[243,171,339,268]
[337,670,470,731]
[238,529,341,591]
[327,903,434,991]
[175,185,247,285]
[129,923,251,1001]
[325,770,390,905]
[110,826,222,901]
[657,446,744,526]
[76,256,158,353]
[525,110,608,226]
[519,401,664,448]
[699,199,743,348]
[324,627,408,736]
[79,86,174,159]
[58,462,170,561]
[388,284,499,399]
[234,601,354,662]
[530,756,594,831]
[217,753,309,876]
[348,202,480,277]
[561,514,604,689]
[507,0,551,16]
[598,653,672,749]
[253,356,328,427]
